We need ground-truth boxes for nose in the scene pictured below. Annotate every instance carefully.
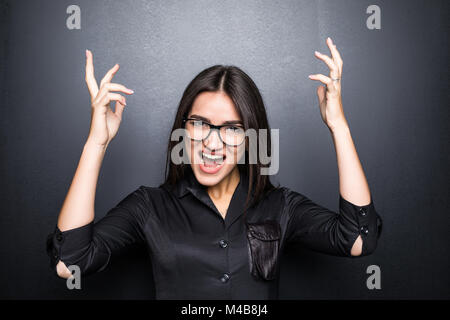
[203,128,223,150]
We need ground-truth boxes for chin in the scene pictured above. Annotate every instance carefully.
[191,163,237,187]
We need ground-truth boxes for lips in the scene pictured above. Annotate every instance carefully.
[199,150,226,164]
[198,150,226,174]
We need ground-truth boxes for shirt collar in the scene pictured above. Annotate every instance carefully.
[173,166,251,227]
[174,166,249,199]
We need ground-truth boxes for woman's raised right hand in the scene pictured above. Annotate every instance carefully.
[85,50,134,148]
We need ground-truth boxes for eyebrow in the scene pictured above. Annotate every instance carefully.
[188,114,243,126]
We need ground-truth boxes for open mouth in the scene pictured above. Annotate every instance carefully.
[198,150,226,173]
[199,150,226,165]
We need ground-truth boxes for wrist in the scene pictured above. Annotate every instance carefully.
[328,119,350,134]
[84,138,108,152]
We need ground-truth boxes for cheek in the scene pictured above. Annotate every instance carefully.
[184,140,193,161]
[224,144,245,164]
[236,144,245,161]
[185,139,202,164]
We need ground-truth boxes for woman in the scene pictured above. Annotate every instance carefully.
[47,37,382,299]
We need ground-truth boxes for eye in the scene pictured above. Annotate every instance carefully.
[225,126,243,133]
[190,120,204,127]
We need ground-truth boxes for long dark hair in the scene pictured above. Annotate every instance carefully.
[161,65,277,209]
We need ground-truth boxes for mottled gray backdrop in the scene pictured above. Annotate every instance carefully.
[0,0,449,299]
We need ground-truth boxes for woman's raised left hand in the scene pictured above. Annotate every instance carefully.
[308,37,348,131]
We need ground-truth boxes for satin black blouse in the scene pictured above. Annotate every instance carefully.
[46,167,382,299]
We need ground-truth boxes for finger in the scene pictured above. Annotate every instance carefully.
[326,37,343,70]
[115,101,126,120]
[314,51,339,78]
[99,64,120,88]
[85,49,99,99]
[95,83,134,104]
[308,74,337,93]
[100,82,134,95]
[97,92,127,107]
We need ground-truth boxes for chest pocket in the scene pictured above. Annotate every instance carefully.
[246,220,281,281]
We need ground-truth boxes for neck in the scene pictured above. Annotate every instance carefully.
[207,166,240,200]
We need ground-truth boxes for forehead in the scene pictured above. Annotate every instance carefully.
[189,91,241,122]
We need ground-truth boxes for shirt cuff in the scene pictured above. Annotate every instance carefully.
[339,194,382,256]
[46,221,94,273]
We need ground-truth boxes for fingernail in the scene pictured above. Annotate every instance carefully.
[308,75,314,78]
[315,51,320,55]
[129,89,134,93]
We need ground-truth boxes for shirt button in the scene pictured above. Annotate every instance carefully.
[359,208,367,217]
[220,273,230,283]
[360,226,369,235]
[219,239,228,248]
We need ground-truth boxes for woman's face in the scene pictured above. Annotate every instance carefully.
[185,91,245,187]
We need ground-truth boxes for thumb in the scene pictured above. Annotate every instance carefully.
[115,101,126,120]
[317,85,326,105]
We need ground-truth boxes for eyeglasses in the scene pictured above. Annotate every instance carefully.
[182,117,245,146]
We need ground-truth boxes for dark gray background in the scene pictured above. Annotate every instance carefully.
[1,0,449,299]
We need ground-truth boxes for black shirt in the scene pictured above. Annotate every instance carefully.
[46,167,382,299]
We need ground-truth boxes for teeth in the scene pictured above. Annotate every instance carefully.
[202,152,224,161]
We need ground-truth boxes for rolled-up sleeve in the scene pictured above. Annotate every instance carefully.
[46,186,150,277]
[283,187,382,257]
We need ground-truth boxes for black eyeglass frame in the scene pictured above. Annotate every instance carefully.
[182,117,246,146]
